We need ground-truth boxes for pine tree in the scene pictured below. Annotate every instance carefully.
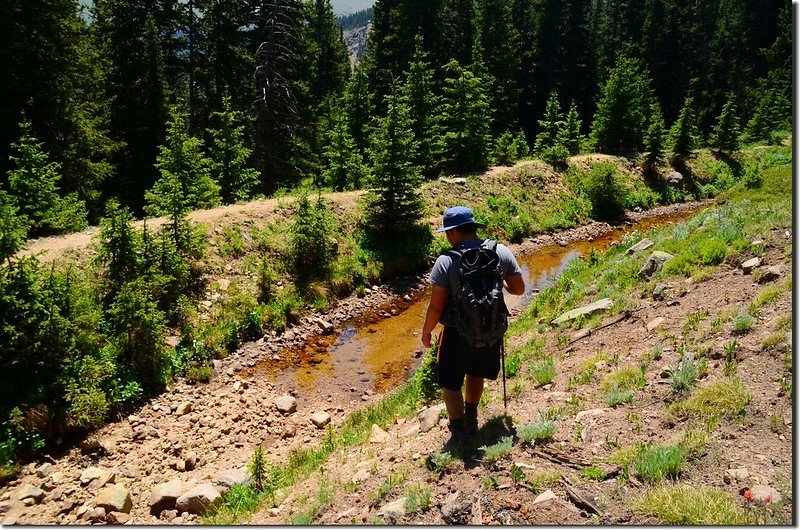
[558,101,583,155]
[0,190,27,263]
[7,122,87,237]
[401,37,441,180]
[310,0,350,103]
[208,96,261,203]
[668,97,698,161]
[145,108,220,217]
[534,92,564,153]
[589,55,657,154]
[709,95,741,153]
[438,60,491,174]
[322,107,368,191]
[343,65,375,159]
[642,103,667,169]
[364,88,424,239]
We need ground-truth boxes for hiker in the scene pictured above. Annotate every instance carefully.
[421,206,525,437]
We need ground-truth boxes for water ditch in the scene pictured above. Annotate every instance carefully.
[245,205,706,401]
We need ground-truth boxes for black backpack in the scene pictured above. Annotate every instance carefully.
[447,240,508,347]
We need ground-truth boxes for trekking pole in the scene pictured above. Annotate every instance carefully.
[500,338,508,418]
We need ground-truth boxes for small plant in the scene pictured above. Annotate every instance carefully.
[370,469,408,505]
[516,420,557,445]
[669,353,698,394]
[651,344,663,361]
[678,428,708,459]
[509,462,525,484]
[248,445,268,492]
[769,412,783,433]
[601,366,646,392]
[731,311,756,335]
[505,352,521,377]
[669,377,752,420]
[604,383,634,408]
[634,444,685,484]
[580,466,607,481]
[529,356,556,386]
[426,451,454,475]
[697,357,709,378]
[626,411,643,434]
[526,470,562,493]
[479,436,514,463]
[404,485,432,514]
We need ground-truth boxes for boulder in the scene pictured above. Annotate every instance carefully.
[626,238,654,255]
[552,298,613,325]
[750,485,781,504]
[369,424,388,444]
[418,404,446,433]
[149,479,185,514]
[638,251,675,280]
[666,171,683,184]
[95,484,133,514]
[275,395,297,415]
[378,496,407,524]
[215,468,251,494]
[757,265,781,284]
[36,463,55,478]
[740,257,762,274]
[175,483,223,514]
[15,484,45,504]
[79,467,115,487]
[575,408,606,422]
[724,468,749,483]
[310,411,331,429]
[317,320,335,335]
[652,284,669,300]
[533,489,558,506]
[175,401,193,417]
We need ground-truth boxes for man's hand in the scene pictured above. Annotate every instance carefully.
[421,331,433,349]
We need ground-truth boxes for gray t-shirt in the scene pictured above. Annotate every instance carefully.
[429,239,522,326]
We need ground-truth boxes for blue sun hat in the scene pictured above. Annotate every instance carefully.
[436,206,486,233]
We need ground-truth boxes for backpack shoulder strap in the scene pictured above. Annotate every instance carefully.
[481,239,499,252]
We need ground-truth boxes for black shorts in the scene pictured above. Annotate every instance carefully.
[435,326,502,391]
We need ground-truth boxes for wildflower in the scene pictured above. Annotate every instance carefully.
[763,494,772,503]
[743,489,753,502]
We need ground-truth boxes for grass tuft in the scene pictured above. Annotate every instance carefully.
[669,377,752,421]
[633,444,685,484]
[479,436,514,463]
[601,366,646,392]
[528,356,556,386]
[633,484,751,525]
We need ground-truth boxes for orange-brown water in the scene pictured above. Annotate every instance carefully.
[250,207,702,395]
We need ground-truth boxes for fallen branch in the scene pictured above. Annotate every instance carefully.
[566,311,632,346]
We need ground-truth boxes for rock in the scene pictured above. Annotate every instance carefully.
[105,511,131,525]
[757,265,781,284]
[275,395,297,415]
[15,484,45,504]
[638,251,675,280]
[317,320,335,335]
[175,401,193,417]
[750,485,781,504]
[418,404,445,433]
[575,408,606,422]
[626,238,654,255]
[442,496,471,525]
[176,483,223,514]
[212,359,223,372]
[552,298,613,325]
[652,283,668,300]
[533,489,558,506]
[80,438,102,454]
[36,462,55,478]
[281,424,297,439]
[724,468,749,483]
[666,171,683,184]
[351,468,371,483]
[85,507,107,523]
[0,501,11,513]
[646,317,666,332]
[96,484,133,514]
[80,466,116,487]
[369,424,388,444]
[440,177,467,185]
[215,468,251,494]
[310,411,331,429]
[184,451,198,471]
[149,479,185,514]
[60,499,77,514]
[741,257,762,274]
[1,515,18,526]
[378,496,407,524]
[160,509,179,522]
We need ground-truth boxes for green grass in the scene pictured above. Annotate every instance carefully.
[425,451,454,475]
[404,485,432,514]
[601,366,646,392]
[528,356,556,386]
[633,484,751,525]
[479,436,514,463]
[516,420,557,445]
[633,444,685,484]
[579,466,607,481]
[751,277,792,310]
[669,377,752,421]
[603,385,634,407]
[526,469,563,493]
[369,468,409,506]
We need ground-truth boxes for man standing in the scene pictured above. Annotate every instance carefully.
[421,206,525,437]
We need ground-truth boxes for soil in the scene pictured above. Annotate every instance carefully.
[0,162,792,525]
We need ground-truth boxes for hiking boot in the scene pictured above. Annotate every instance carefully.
[464,408,479,435]
[464,402,479,435]
[448,418,467,438]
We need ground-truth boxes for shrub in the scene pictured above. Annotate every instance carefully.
[579,162,628,219]
[426,451,454,475]
[698,239,727,265]
[504,352,521,377]
[580,466,607,481]
[404,485,432,514]
[669,353,698,394]
[516,420,556,445]
[290,195,338,284]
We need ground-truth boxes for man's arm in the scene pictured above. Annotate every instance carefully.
[504,274,525,296]
[421,285,449,348]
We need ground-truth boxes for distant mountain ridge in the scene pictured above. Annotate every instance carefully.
[331,0,374,16]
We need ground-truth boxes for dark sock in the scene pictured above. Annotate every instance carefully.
[465,402,478,416]
[449,418,465,431]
